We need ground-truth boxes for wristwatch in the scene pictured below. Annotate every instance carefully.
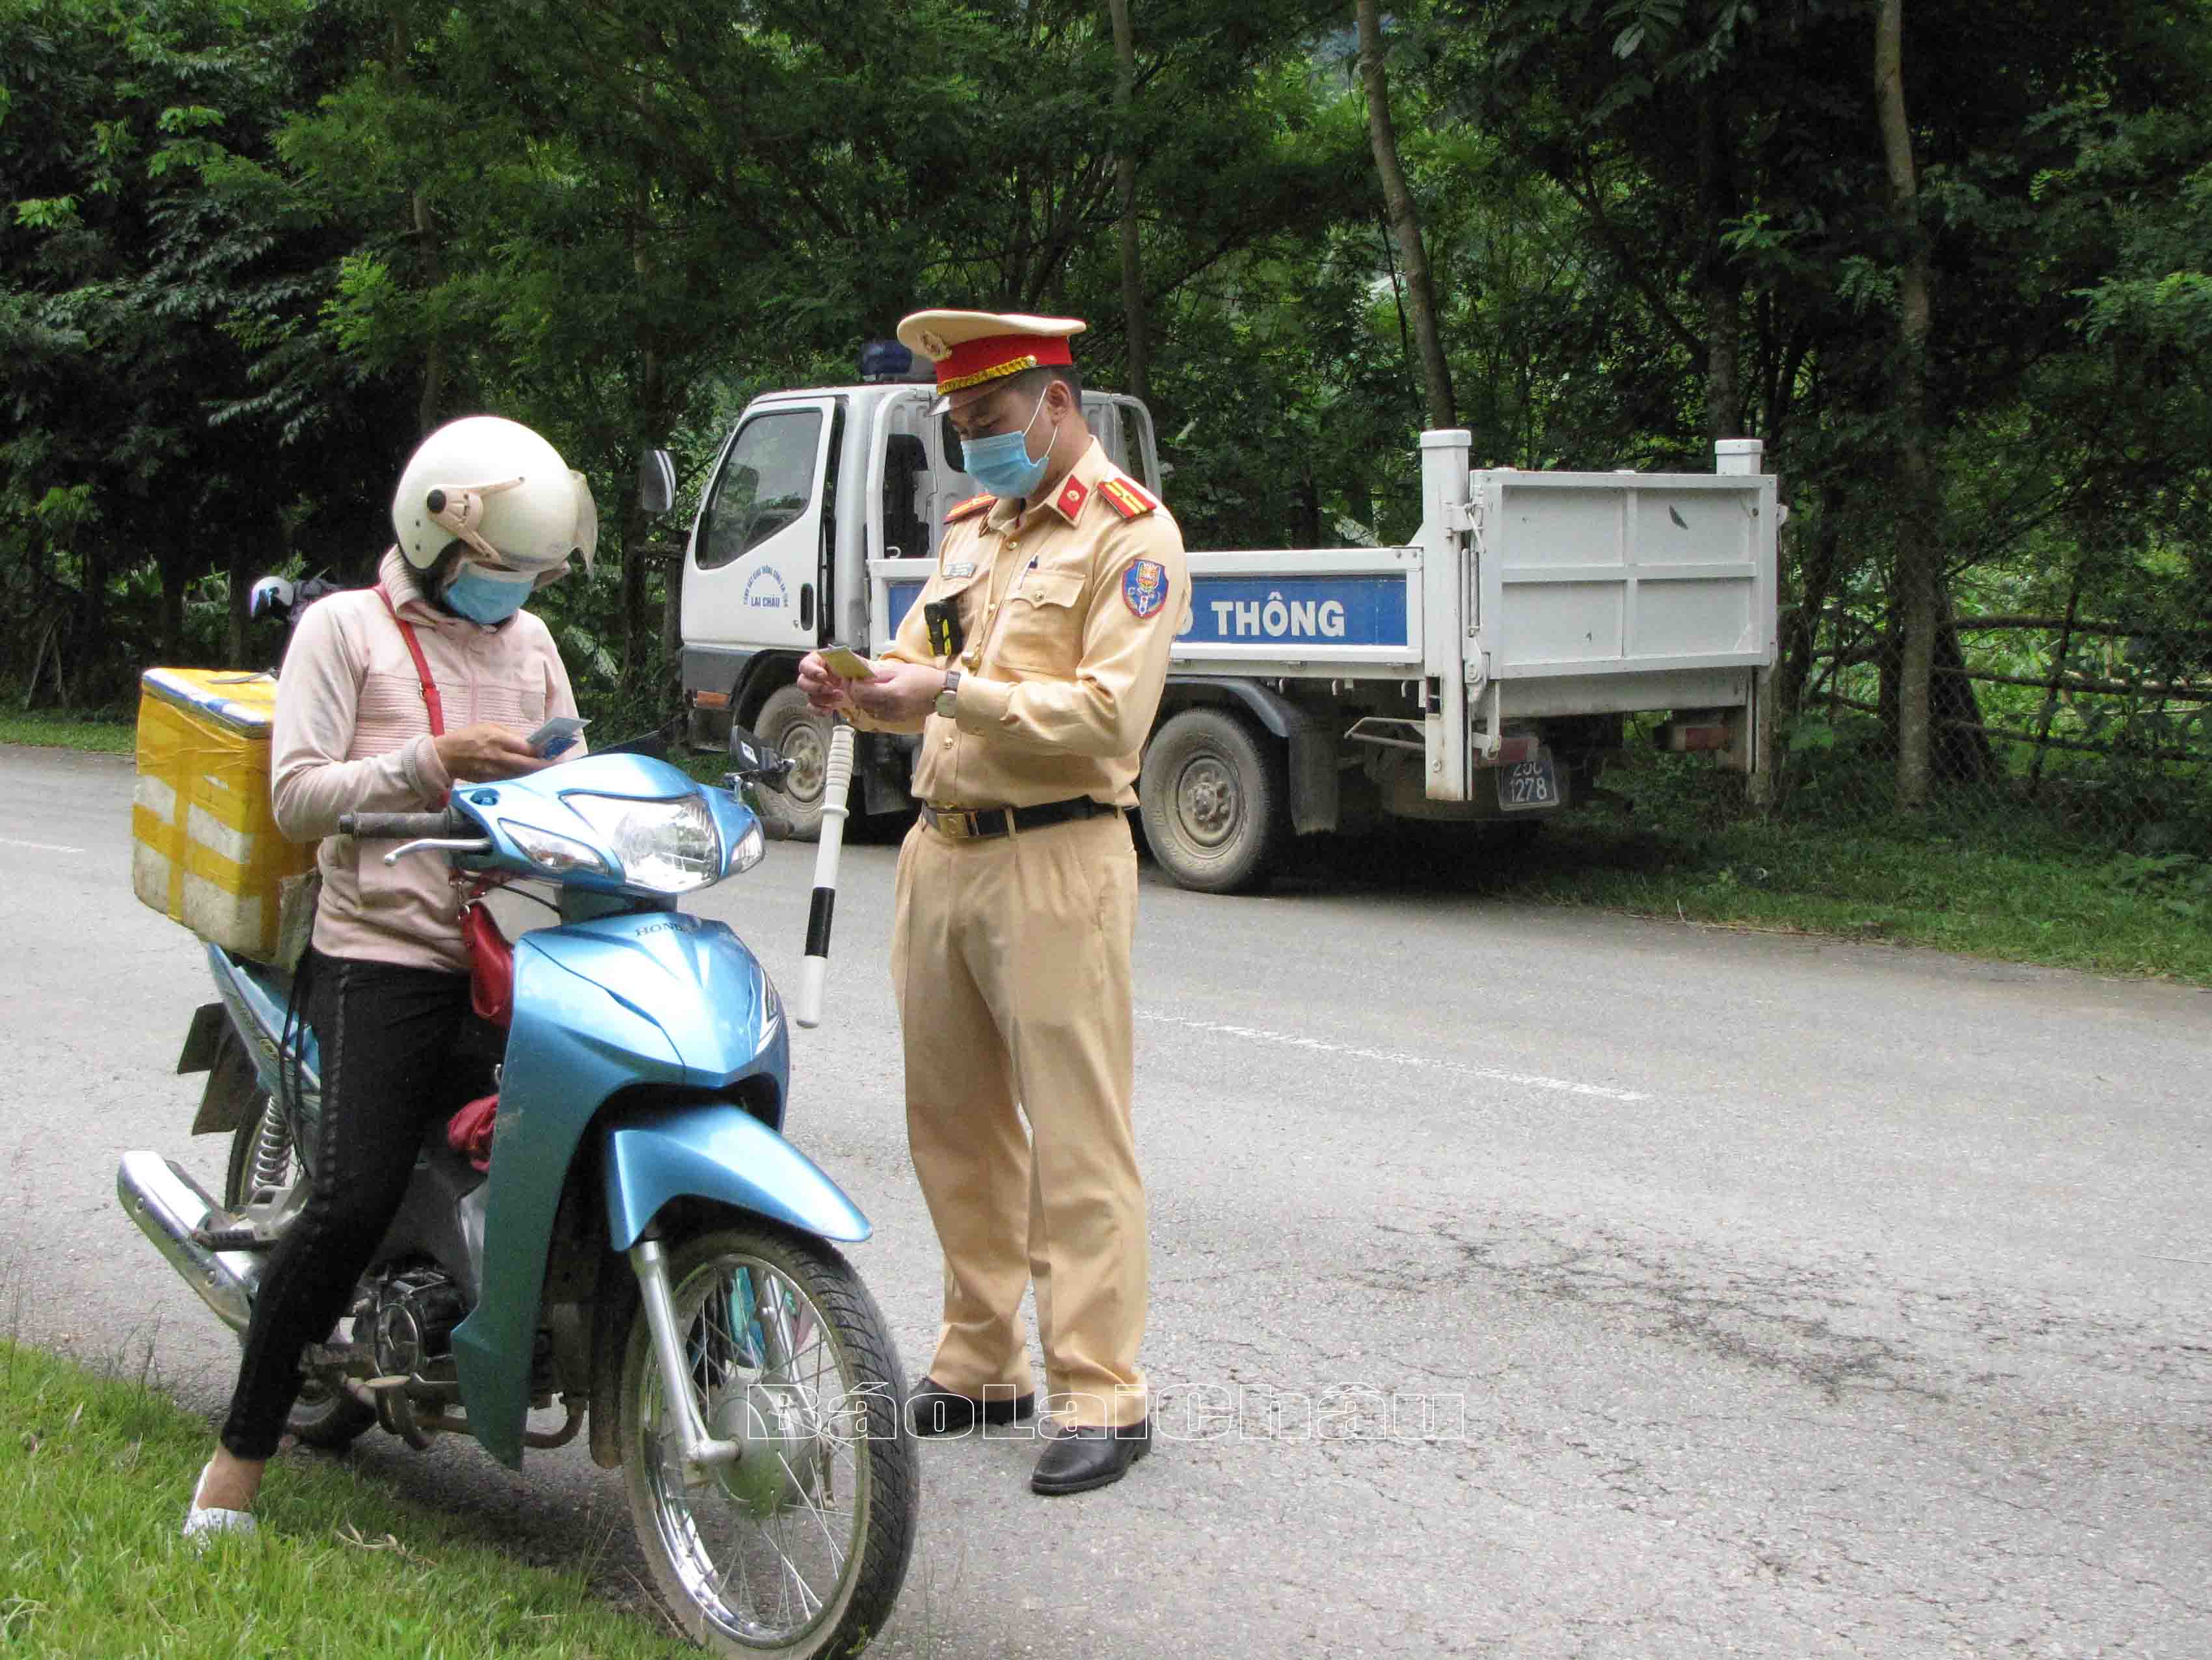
[934,670,962,719]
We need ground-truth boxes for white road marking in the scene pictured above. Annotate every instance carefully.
[1139,1010,1650,1102]
[0,837,86,854]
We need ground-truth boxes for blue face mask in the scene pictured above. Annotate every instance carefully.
[958,388,1055,500]
[441,561,536,626]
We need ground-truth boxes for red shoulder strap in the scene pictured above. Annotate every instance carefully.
[377,585,446,736]
[1098,476,1159,520]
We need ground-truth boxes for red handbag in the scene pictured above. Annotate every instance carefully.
[463,898,515,1026]
[447,1093,499,1173]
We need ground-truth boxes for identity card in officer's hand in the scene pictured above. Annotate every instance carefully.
[821,645,883,682]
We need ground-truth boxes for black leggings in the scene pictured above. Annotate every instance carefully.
[219,950,500,1460]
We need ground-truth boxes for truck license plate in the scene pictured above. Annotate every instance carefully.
[1496,755,1559,812]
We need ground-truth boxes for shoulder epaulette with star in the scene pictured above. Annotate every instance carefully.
[1097,475,1159,520]
[944,492,995,524]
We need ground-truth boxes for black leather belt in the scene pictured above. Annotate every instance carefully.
[919,797,1112,840]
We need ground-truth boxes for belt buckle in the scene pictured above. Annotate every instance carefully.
[931,806,976,840]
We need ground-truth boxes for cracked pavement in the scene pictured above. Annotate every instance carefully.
[5,745,2209,1657]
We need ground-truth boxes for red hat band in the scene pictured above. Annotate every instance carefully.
[936,333,1075,397]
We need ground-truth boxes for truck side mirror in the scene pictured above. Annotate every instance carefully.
[638,448,677,516]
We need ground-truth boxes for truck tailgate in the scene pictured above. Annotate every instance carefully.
[1475,470,1776,683]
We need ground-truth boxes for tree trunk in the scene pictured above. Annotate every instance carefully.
[414,187,446,438]
[662,539,684,704]
[1296,465,1322,550]
[1355,0,1455,431]
[157,554,189,665]
[1930,591,1996,784]
[2028,567,2084,791]
[1876,0,1938,811]
[1697,94,1742,442]
[1777,487,1843,723]
[1107,0,1148,405]
[74,542,109,704]
[392,5,444,436]
[227,531,258,667]
[621,355,657,684]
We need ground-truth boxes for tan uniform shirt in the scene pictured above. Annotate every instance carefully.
[854,436,1188,809]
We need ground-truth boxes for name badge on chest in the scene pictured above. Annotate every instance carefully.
[943,560,977,580]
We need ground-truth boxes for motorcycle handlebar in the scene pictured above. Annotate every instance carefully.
[338,809,463,841]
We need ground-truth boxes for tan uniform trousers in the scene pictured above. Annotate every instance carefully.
[890,807,1149,1428]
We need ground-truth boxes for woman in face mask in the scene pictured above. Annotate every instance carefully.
[184,416,597,1541]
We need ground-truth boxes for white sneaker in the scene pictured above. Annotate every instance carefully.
[182,1460,258,1547]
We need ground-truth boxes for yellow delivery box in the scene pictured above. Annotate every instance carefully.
[132,668,314,961]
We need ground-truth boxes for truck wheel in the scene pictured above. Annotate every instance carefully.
[1140,707,1284,894]
[755,685,832,842]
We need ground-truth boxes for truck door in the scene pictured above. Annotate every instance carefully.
[1091,394,1163,496]
[682,397,838,654]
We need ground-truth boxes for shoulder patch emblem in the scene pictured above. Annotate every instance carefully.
[945,492,995,524]
[1120,557,1170,620]
[1098,477,1158,520]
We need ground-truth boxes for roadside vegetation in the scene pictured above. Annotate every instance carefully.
[0,704,135,755]
[0,1337,691,1659]
[1524,816,2212,985]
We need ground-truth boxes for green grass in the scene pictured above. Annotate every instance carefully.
[1511,743,2212,983]
[1505,814,2212,984]
[0,707,135,755]
[0,1339,694,1659]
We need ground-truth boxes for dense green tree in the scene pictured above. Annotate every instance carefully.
[1,0,411,693]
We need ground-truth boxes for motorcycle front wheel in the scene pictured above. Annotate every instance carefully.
[619,1222,918,1659]
[223,1094,376,1451]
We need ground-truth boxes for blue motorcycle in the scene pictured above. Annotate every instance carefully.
[118,730,916,1659]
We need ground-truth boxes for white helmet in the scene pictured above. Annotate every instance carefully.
[390,416,598,578]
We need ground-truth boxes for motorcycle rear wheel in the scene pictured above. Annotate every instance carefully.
[223,1095,377,1451]
[619,1222,917,1659]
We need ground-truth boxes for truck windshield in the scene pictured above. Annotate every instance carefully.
[696,410,824,570]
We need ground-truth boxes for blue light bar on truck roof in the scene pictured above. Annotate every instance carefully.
[859,340,934,384]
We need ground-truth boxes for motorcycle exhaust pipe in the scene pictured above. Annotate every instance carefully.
[115,1151,262,1334]
[794,721,856,1029]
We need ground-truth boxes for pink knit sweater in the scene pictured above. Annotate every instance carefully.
[270,549,582,974]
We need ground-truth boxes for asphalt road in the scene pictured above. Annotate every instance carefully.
[4,742,2209,1659]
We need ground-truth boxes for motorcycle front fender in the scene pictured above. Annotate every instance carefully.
[602,1104,871,1249]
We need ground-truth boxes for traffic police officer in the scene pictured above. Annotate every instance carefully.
[797,309,1185,1495]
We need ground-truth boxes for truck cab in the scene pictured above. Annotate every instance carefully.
[679,345,1161,834]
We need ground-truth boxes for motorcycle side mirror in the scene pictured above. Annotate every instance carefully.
[638,448,677,516]
[249,574,295,621]
[727,724,796,793]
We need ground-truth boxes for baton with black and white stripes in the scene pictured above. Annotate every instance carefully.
[792,721,856,1028]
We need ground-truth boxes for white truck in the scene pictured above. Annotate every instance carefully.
[672,347,1777,892]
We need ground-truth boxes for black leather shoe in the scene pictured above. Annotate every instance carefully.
[906,1377,1036,1437]
[1030,1417,1152,1495]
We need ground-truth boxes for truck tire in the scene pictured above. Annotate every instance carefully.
[755,684,833,842]
[1140,706,1284,894]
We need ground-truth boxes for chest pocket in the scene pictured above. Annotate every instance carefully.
[995,567,1088,675]
[913,566,982,660]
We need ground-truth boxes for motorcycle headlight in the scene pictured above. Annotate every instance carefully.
[503,820,610,877]
[563,793,722,894]
[726,818,766,877]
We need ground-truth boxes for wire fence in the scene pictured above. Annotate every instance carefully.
[1591,547,2212,865]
